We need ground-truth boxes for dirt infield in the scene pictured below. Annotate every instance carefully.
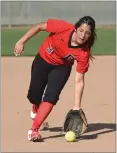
[1,56,116,152]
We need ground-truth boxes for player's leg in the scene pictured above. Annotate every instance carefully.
[43,65,72,104]
[27,53,54,141]
[27,53,52,120]
[29,65,72,141]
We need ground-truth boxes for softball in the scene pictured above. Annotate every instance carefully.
[65,131,76,142]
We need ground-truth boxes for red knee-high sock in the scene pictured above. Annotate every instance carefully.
[31,101,54,130]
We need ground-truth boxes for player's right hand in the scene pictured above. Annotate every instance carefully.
[14,42,24,56]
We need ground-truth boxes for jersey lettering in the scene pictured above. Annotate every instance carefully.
[62,54,75,63]
[46,44,54,54]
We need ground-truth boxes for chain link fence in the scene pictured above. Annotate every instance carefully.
[1,1,116,27]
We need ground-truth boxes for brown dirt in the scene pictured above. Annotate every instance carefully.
[1,56,116,152]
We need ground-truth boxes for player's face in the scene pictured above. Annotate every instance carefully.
[75,23,91,45]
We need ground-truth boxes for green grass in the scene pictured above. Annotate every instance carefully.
[1,27,116,56]
[91,28,116,55]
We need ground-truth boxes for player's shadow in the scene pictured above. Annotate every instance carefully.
[87,123,116,133]
[41,126,63,132]
[43,123,116,140]
[80,122,116,140]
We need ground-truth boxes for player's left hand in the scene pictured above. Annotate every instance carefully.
[63,109,88,137]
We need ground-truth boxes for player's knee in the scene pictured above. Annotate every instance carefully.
[27,91,42,105]
[43,91,60,105]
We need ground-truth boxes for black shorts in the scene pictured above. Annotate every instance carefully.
[27,53,72,105]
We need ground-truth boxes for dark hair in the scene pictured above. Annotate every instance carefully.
[75,16,97,60]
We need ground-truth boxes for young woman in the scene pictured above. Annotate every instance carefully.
[14,16,97,142]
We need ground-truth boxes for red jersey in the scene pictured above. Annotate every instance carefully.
[39,19,90,74]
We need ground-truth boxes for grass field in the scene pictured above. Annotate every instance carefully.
[1,27,116,56]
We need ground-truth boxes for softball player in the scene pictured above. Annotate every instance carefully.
[14,16,97,142]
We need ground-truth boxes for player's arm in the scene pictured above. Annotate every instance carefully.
[14,22,47,56]
[73,71,85,110]
[17,22,47,44]
[14,19,72,56]
[15,18,72,45]
[73,52,89,110]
